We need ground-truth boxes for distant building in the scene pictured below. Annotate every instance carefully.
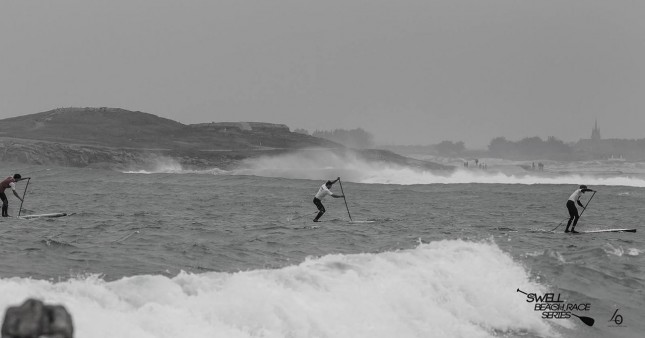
[591,119,601,141]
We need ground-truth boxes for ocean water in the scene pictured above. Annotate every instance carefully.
[0,151,643,338]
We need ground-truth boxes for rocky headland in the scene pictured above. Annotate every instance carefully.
[0,107,453,171]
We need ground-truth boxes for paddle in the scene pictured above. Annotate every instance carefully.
[571,313,595,327]
[18,178,30,217]
[577,190,596,221]
[337,178,353,222]
[288,211,318,222]
[550,217,570,232]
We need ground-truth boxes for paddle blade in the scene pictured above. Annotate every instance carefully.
[573,314,595,327]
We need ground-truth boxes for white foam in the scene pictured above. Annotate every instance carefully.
[603,244,643,257]
[0,240,556,338]
[123,156,185,174]
[123,156,229,175]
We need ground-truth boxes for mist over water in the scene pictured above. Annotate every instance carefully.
[135,150,645,187]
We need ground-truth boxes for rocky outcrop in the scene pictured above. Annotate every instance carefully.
[0,138,318,170]
[1,298,73,338]
[0,139,150,169]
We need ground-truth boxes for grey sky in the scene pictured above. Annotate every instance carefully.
[1,1,643,148]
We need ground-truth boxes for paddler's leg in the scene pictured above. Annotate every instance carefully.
[313,197,325,222]
[565,201,577,233]
[0,193,8,217]
[570,214,580,233]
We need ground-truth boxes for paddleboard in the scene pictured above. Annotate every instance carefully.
[310,219,373,224]
[579,228,636,233]
[18,213,68,219]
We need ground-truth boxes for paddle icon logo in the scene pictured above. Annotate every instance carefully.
[608,309,625,327]
[516,288,595,326]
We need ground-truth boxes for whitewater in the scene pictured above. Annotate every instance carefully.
[1,151,643,338]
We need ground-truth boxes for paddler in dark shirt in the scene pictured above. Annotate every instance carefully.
[0,174,29,217]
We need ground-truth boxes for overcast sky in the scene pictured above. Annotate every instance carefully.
[1,1,643,147]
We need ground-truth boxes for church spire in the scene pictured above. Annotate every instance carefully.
[591,119,601,141]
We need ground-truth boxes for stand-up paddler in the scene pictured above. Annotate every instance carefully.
[0,174,29,217]
[565,185,595,233]
[312,177,344,222]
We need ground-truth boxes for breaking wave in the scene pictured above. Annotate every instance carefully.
[0,240,556,338]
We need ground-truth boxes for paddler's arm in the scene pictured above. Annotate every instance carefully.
[12,189,23,202]
[579,188,596,207]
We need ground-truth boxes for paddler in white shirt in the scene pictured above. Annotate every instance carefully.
[312,177,344,222]
[565,185,595,233]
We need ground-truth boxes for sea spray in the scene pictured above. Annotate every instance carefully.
[233,150,645,187]
[121,150,645,187]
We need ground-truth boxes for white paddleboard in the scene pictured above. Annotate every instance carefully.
[579,228,636,233]
[310,219,374,224]
[18,212,68,219]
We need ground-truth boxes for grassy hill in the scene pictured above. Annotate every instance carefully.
[0,107,337,150]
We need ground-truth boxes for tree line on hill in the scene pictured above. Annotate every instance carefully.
[383,136,645,161]
[487,136,572,160]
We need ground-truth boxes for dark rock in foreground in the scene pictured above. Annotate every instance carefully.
[1,298,73,338]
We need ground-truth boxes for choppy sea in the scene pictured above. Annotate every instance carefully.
[0,150,643,338]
